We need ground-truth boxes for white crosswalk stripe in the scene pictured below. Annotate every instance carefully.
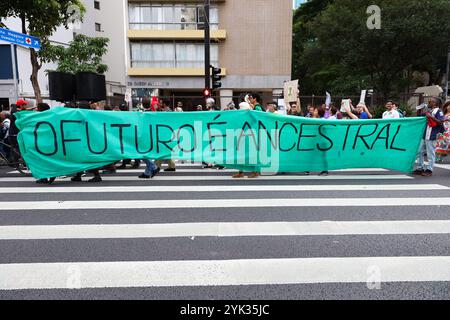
[0,164,449,297]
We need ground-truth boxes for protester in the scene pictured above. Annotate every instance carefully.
[0,111,11,161]
[382,100,401,119]
[356,103,373,119]
[327,106,338,120]
[413,97,445,177]
[8,99,32,163]
[436,100,450,162]
[305,105,315,118]
[266,101,280,114]
[196,105,203,111]
[225,101,236,111]
[248,93,264,111]
[206,98,217,111]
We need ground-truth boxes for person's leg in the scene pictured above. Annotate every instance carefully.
[71,172,83,182]
[415,139,426,173]
[426,140,437,172]
[164,159,176,171]
[132,159,141,168]
[88,169,102,182]
[155,160,163,169]
[233,171,245,178]
[140,159,159,179]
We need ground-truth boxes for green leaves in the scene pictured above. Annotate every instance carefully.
[293,0,450,98]
[43,34,109,74]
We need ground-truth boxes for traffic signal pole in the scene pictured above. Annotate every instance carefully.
[204,0,211,92]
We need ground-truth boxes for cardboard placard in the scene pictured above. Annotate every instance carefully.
[284,80,299,103]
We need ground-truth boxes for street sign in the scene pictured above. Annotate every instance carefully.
[0,27,41,50]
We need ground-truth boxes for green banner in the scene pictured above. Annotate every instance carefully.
[15,107,426,179]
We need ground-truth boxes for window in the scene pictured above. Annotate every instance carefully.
[95,23,101,32]
[128,3,219,30]
[130,41,219,68]
[94,1,100,10]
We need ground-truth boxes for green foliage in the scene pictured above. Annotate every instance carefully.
[0,0,86,101]
[0,0,86,47]
[43,34,109,74]
[293,0,450,99]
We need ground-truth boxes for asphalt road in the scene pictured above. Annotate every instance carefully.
[0,161,449,300]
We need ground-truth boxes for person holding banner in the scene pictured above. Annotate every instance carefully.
[413,97,445,177]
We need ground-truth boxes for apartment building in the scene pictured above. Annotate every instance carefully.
[125,0,293,109]
[1,0,292,110]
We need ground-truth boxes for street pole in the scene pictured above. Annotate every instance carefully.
[204,0,211,91]
[10,44,19,103]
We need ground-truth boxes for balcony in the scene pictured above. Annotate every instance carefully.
[128,28,226,40]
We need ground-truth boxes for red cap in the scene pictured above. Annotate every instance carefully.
[16,99,29,107]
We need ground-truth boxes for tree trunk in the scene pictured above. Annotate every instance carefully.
[21,14,42,103]
[30,48,42,104]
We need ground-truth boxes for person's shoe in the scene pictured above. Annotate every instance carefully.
[319,171,329,176]
[47,177,56,185]
[131,162,141,169]
[71,176,82,182]
[36,179,48,184]
[151,168,161,178]
[88,176,102,183]
[215,165,225,170]
[117,164,127,170]
[164,168,176,172]
[202,163,213,169]
[138,174,150,179]
[421,170,433,177]
[413,169,424,176]
[248,172,259,179]
[232,172,245,179]
[304,171,310,176]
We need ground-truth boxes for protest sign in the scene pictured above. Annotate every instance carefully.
[284,80,299,103]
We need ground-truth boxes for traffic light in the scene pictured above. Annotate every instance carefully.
[203,88,211,97]
[211,65,222,90]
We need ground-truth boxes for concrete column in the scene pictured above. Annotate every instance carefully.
[220,89,233,110]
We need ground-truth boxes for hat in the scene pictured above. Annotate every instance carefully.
[16,99,29,107]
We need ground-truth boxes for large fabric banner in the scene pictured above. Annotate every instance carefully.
[16,107,426,179]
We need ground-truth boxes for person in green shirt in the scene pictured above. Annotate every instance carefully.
[249,93,264,112]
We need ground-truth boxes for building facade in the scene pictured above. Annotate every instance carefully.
[1,0,292,110]
[125,0,292,109]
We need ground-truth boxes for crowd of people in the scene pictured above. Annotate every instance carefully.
[1,93,450,183]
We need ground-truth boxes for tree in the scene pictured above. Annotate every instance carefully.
[0,0,85,103]
[43,34,109,74]
[293,0,450,99]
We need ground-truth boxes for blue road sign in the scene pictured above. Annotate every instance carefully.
[0,27,41,50]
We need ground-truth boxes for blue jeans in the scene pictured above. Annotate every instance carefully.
[416,139,437,172]
[143,159,157,176]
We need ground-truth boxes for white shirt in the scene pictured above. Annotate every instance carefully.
[382,109,400,119]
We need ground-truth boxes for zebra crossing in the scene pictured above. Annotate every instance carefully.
[0,162,449,299]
